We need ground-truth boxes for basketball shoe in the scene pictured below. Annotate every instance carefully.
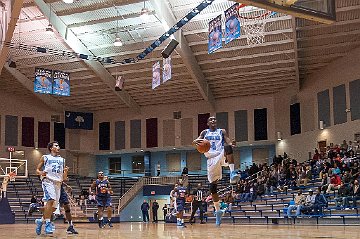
[98,219,105,228]
[35,219,43,235]
[66,225,79,234]
[230,171,239,184]
[44,221,53,234]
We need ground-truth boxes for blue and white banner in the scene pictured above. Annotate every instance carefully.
[52,70,70,96]
[225,3,241,44]
[152,61,161,89]
[208,15,223,54]
[162,57,172,83]
[34,68,53,94]
[65,111,93,130]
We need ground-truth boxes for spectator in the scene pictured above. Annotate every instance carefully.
[162,204,168,221]
[88,192,97,204]
[349,180,360,208]
[313,188,327,215]
[141,200,150,222]
[326,174,342,194]
[287,190,306,217]
[181,167,188,176]
[156,162,161,176]
[302,189,316,215]
[152,200,159,223]
[335,182,350,209]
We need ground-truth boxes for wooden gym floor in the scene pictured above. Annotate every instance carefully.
[0,223,359,239]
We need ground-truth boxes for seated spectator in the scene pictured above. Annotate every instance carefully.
[349,180,360,208]
[287,190,306,217]
[302,189,316,215]
[88,192,97,204]
[331,163,341,175]
[326,174,342,194]
[298,166,312,187]
[334,182,350,209]
[28,195,42,216]
[312,188,328,215]
[79,194,86,206]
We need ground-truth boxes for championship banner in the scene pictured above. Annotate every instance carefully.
[162,56,172,83]
[152,61,161,89]
[34,68,53,94]
[208,15,223,54]
[225,3,241,44]
[52,70,70,96]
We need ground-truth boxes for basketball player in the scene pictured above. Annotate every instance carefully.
[91,171,114,228]
[35,141,66,235]
[174,179,187,227]
[193,116,239,226]
[59,183,79,234]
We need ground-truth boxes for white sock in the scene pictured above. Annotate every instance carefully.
[177,218,181,222]
[229,164,235,172]
[181,219,184,223]
[68,220,73,226]
[214,201,220,212]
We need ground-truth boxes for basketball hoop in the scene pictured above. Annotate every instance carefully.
[237,4,275,47]
[8,172,16,182]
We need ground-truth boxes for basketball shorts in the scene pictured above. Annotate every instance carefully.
[59,184,69,205]
[42,178,61,206]
[207,150,227,183]
[96,195,111,207]
[176,198,185,212]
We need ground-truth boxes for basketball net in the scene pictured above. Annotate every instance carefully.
[237,4,274,47]
[8,171,16,182]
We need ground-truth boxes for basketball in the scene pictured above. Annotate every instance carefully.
[197,140,211,153]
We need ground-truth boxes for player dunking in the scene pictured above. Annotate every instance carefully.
[91,171,114,228]
[35,141,66,235]
[193,116,239,226]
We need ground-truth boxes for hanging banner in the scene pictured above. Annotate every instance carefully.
[225,3,241,44]
[152,61,161,89]
[162,57,172,83]
[34,68,53,94]
[208,15,223,54]
[53,70,70,96]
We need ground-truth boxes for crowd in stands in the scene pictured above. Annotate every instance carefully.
[216,140,360,217]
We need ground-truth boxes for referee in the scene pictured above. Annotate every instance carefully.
[189,183,205,224]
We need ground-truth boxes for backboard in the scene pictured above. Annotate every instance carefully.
[0,158,28,178]
[233,0,336,24]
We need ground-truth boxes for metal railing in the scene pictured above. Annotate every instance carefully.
[117,175,187,215]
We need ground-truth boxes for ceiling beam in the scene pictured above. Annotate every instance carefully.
[56,0,144,16]
[34,0,140,113]
[291,16,300,92]
[149,0,215,108]
[0,0,24,74]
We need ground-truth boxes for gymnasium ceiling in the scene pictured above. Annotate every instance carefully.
[0,0,359,112]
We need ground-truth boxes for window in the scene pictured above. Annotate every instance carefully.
[132,155,145,173]
[109,157,121,174]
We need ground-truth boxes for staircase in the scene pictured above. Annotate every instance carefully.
[117,176,187,214]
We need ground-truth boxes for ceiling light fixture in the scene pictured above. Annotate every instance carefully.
[45,23,54,34]
[114,36,123,46]
[62,0,74,3]
[140,1,150,21]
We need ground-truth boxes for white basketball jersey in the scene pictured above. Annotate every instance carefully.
[204,128,224,158]
[43,154,64,182]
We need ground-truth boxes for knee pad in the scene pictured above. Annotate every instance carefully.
[224,145,233,155]
[209,183,217,194]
